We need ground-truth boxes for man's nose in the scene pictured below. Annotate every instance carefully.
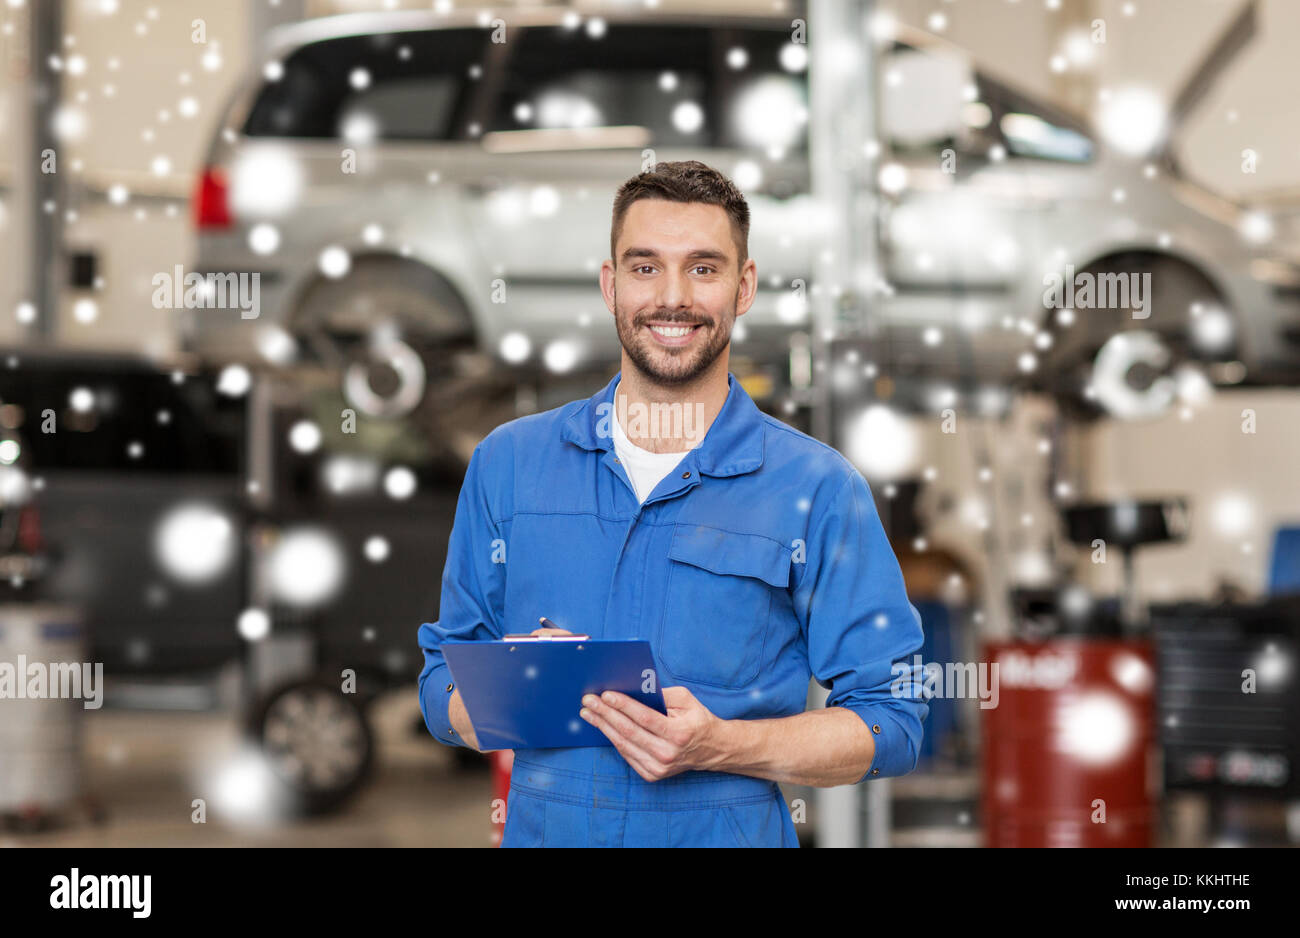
[655,268,694,312]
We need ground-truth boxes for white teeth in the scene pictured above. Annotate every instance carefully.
[650,325,695,338]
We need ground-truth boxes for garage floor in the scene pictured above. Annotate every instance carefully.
[4,694,495,848]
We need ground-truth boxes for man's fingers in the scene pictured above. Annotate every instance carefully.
[595,690,672,736]
[581,709,666,781]
[585,695,678,763]
[530,627,575,636]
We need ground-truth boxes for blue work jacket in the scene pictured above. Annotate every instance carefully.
[418,370,927,847]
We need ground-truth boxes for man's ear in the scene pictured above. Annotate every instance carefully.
[600,260,617,315]
[735,258,759,318]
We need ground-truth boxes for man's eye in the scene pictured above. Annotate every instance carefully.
[634,265,655,274]
[693,266,715,275]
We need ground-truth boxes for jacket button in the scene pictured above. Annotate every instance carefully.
[681,471,691,478]
[446,683,454,692]
[614,458,620,463]
[872,724,882,734]
[871,768,880,775]
[447,728,456,736]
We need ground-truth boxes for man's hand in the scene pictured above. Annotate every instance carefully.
[579,686,725,782]
[447,687,481,750]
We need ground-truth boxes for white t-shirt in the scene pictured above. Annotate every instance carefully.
[610,381,694,504]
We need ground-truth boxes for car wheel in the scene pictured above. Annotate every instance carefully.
[1029,252,1235,419]
[248,678,375,816]
[291,256,474,369]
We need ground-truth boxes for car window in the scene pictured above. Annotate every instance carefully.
[486,24,713,146]
[998,111,1094,162]
[243,28,490,141]
[976,72,1096,163]
[484,23,806,153]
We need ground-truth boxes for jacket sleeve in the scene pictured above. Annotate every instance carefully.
[794,468,928,781]
[417,439,507,748]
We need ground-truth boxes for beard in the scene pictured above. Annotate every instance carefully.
[612,285,736,386]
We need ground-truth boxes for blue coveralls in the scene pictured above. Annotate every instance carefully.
[418,370,927,847]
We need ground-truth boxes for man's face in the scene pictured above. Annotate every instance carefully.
[601,199,757,386]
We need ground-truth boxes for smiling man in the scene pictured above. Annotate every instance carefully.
[418,160,927,847]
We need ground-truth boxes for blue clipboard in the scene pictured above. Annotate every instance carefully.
[441,637,666,750]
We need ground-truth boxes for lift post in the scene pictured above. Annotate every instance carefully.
[807,0,886,848]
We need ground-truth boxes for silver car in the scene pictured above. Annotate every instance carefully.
[183,6,1300,420]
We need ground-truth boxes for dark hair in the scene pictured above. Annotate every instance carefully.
[610,160,750,268]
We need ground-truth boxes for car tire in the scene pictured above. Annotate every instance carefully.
[247,677,375,817]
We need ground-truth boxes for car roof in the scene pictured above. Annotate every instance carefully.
[261,6,801,57]
[254,8,1073,118]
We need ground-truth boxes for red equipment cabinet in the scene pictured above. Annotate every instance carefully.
[490,749,513,846]
[981,638,1157,847]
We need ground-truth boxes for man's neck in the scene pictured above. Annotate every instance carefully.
[614,360,729,455]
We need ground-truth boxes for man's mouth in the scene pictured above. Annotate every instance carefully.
[644,321,705,346]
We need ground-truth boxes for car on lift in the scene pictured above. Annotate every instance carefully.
[184,3,1300,422]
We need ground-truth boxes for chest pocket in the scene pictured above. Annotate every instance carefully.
[657,525,793,689]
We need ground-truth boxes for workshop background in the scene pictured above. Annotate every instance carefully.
[1,0,1299,847]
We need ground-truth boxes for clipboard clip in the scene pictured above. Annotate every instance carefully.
[502,633,591,641]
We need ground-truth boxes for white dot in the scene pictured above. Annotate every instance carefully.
[672,101,704,134]
[248,223,280,255]
[732,160,762,190]
[543,340,579,373]
[499,331,531,363]
[289,420,321,454]
[238,608,270,641]
[780,43,808,73]
[349,68,370,90]
[73,298,98,323]
[216,364,252,397]
[384,466,417,500]
[319,246,351,278]
[69,386,95,412]
[364,536,390,563]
